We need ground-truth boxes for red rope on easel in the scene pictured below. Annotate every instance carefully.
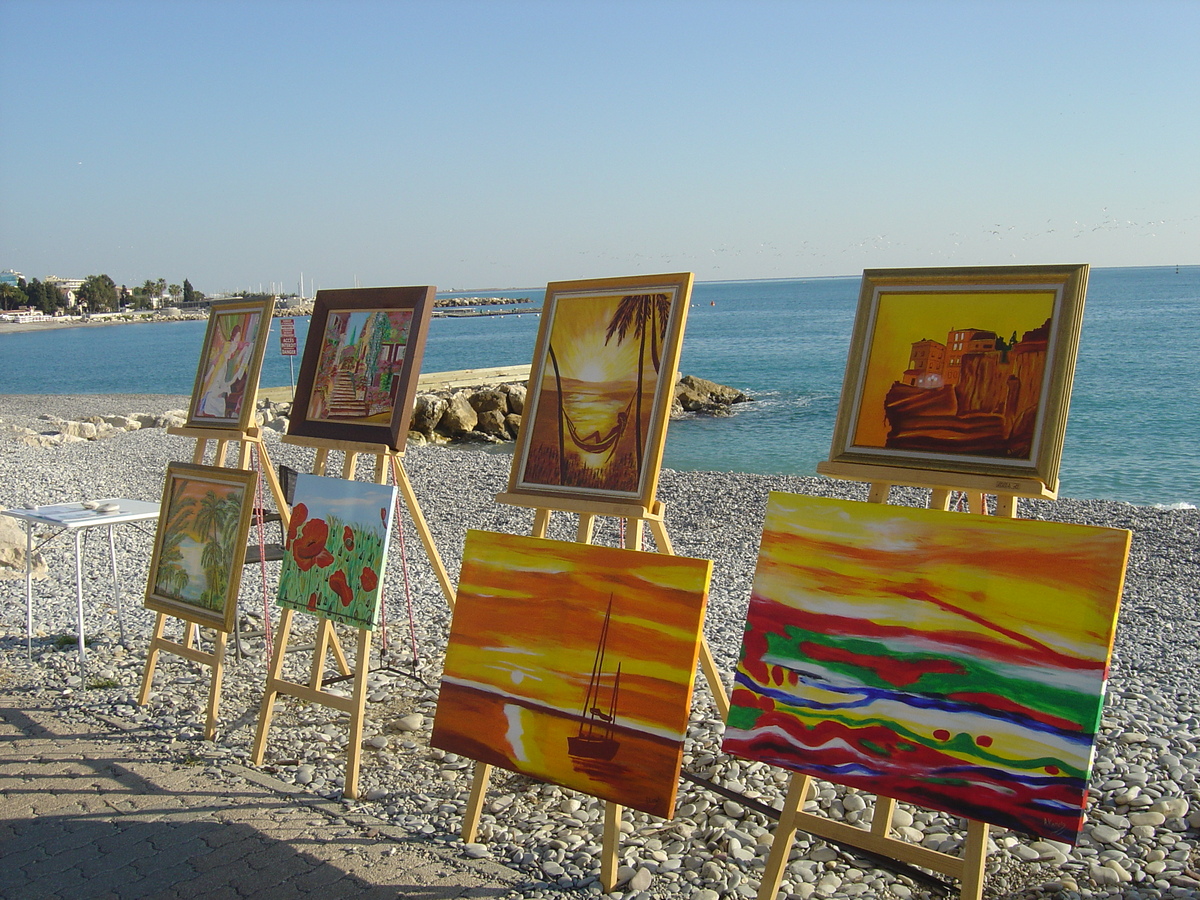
[251,443,273,664]
[389,457,420,663]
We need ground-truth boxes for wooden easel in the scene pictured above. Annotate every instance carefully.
[248,434,454,799]
[755,463,1057,900]
[456,490,729,893]
[138,425,289,741]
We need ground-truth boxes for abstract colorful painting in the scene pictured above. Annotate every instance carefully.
[509,273,692,508]
[825,265,1088,491]
[431,530,712,819]
[288,286,434,450]
[277,474,397,630]
[144,463,258,632]
[723,493,1130,844]
[187,297,275,431]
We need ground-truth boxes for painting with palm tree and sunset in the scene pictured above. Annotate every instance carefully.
[509,273,693,508]
[288,286,434,451]
[144,463,258,632]
[431,529,712,819]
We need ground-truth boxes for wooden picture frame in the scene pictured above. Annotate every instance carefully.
[144,462,257,633]
[287,286,434,451]
[508,273,693,509]
[186,297,275,432]
[826,265,1088,492]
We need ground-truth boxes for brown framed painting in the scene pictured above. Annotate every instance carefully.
[508,273,694,509]
[287,286,434,451]
[186,297,275,432]
[144,462,258,633]
[825,265,1089,492]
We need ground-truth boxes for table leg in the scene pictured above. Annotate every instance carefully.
[24,522,33,660]
[74,530,86,674]
[107,525,125,646]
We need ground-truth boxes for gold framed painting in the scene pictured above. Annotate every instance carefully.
[186,297,275,432]
[287,286,435,451]
[144,462,258,633]
[508,273,694,509]
[825,265,1089,492]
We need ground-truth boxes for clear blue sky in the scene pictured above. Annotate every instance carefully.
[2,0,1196,295]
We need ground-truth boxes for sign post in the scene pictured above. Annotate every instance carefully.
[279,317,297,397]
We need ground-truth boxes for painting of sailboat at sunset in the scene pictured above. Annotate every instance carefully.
[723,493,1130,844]
[431,530,712,819]
[509,273,693,508]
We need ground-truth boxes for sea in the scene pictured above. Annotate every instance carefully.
[1,266,1196,508]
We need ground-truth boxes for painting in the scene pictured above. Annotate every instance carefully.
[722,492,1130,844]
[825,265,1089,492]
[287,286,434,450]
[508,273,693,508]
[277,474,397,630]
[186,297,275,431]
[144,463,258,632]
[431,530,712,819]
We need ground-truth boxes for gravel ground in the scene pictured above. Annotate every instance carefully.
[1,394,1198,900]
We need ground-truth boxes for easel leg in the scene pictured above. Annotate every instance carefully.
[601,802,622,892]
[867,482,892,504]
[531,509,551,538]
[994,495,1018,518]
[966,490,986,514]
[251,608,294,765]
[205,631,227,741]
[929,489,952,511]
[577,513,595,544]
[138,612,167,706]
[647,518,674,555]
[871,795,897,838]
[959,820,990,900]
[392,460,456,609]
[757,773,811,900]
[191,439,207,465]
[462,762,494,842]
[698,638,731,720]
[343,627,372,800]
[625,519,644,551]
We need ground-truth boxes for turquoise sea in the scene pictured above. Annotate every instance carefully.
[1,266,1196,508]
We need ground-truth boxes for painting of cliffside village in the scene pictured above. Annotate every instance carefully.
[306,309,414,424]
[852,289,1058,461]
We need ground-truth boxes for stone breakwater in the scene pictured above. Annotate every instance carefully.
[0,394,1197,900]
[0,375,750,450]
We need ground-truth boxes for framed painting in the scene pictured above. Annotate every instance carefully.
[186,297,275,432]
[277,474,397,630]
[144,462,258,632]
[287,286,434,451]
[508,273,693,509]
[723,492,1130,844]
[825,265,1088,492]
[431,530,712,819]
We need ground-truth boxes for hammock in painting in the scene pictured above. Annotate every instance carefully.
[548,343,635,460]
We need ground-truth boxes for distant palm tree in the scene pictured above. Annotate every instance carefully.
[604,293,670,470]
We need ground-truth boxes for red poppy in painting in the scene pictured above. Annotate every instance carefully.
[292,517,332,571]
[330,569,352,606]
[380,507,387,524]
[360,566,378,592]
[307,592,318,611]
[343,526,354,551]
[287,503,309,545]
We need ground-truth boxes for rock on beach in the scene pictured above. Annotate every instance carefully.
[0,393,1197,900]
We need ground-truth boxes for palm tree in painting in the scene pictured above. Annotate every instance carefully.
[155,490,198,599]
[604,293,670,470]
[194,488,243,611]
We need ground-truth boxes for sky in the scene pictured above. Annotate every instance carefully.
[2,0,1197,295]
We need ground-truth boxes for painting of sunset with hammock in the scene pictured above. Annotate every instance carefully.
[511,274,693,506]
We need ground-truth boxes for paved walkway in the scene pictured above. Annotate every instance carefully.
[0,693,524,899]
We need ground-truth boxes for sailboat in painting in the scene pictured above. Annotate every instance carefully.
[568,594,622,761]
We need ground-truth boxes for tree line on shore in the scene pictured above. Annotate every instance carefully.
[0,274,207,314]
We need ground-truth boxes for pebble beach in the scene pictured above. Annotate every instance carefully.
[1,393,1198,900]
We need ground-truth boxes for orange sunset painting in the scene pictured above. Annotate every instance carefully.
[517,289,677,497]
[431,530,712,819]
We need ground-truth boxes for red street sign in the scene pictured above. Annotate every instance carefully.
[280,336,298,357]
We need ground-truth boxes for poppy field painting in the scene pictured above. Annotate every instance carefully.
[509,273,692,509]
[277,474,397,630]
[431,530,712,819]
[723,492,1130,844]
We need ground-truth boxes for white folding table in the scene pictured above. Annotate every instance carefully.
[3,498,160,670]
